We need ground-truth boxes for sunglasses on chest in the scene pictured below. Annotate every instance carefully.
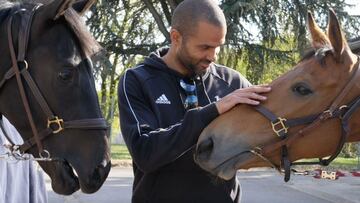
[180,78,199,110]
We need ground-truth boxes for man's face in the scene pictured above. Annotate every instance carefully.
[176,21,226,75]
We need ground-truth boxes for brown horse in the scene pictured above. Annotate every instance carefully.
[194,9,360,181]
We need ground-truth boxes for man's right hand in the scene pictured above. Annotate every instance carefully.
[215,85,271,114]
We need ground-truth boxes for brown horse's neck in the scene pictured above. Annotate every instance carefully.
[346,54,360,142]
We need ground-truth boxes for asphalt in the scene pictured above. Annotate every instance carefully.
[237,168,360,203]
[45,167,360,203]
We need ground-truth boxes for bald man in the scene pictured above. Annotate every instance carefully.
[118,0,270,202]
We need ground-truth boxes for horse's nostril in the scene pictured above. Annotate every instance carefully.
[196,138,214,160]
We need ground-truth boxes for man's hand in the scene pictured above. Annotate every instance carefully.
[215,85,271,114]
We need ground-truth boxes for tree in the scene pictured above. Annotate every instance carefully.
[220,0,360,83]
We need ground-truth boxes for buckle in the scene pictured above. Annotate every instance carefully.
[320,110,333,120]
[338,105,348,119]
[47,116,64,134]
[339,105,348,110]
[17,60,28,71]
[271,117,288,137]
[39,150,50,159]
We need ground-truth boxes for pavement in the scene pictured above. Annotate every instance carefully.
[237,168,360,203]
[45,166,360,203]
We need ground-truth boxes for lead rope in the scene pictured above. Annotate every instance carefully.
[0,115,53,162]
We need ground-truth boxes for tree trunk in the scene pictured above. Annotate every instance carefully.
[143,0,170,42]
[106,53,120,138]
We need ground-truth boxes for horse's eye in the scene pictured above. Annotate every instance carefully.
[292,83,313,96]
[58,69,74,81]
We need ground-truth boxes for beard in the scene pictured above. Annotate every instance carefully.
[176,45,212,76]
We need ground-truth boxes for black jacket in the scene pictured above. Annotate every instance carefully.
[118,48,251,203]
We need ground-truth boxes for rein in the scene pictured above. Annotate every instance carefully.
[251,57,360,182]
[0,5,108,161]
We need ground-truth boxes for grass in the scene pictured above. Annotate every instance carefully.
[332,157,358,166]
[110,144,360,170]
[293,157,360,171]
[111,144,132,160]
[326,157,360,170]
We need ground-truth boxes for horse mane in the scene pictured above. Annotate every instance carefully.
[301,38,360,65]
[300,46,333,66]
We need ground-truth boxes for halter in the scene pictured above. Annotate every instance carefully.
[0,4,108,161]
[251,56,360,182]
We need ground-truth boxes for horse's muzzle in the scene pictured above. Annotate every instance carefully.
[79,160,111,194]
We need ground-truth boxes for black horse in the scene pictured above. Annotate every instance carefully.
[0,0,110,195]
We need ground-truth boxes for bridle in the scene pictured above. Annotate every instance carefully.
[0,4,108,161]
[251,56,360,182]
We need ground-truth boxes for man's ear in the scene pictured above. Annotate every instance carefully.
[170,28,183,47]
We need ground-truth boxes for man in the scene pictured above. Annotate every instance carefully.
[0,116,48,203]
[118,0,270,202]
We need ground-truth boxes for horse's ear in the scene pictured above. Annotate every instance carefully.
[327,9,345,60]
[41,0,74,20]
[43,0,96,20]
[307,12,331,50]
[72,0,97,16]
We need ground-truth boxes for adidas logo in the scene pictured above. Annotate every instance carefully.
[155,94,171,104]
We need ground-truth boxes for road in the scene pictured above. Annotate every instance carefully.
[46,167,360,203]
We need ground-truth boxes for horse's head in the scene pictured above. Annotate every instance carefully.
[0,0,110,195]
[195,9,360,180]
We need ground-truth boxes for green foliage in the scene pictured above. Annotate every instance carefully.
[296,157,359,170]
[333,157,358,166]
[340,143,359,158]
[220,0,360,84]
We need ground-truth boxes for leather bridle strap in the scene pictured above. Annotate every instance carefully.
[19,118,108,153]
[0,69,16,90]
[7,6,44,153]
[254,105,320,138]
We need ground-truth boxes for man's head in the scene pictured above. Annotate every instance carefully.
[169,0,227,76]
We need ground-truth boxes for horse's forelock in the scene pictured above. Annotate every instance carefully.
[301,44,334,66]
[314,45,334,63]
[0,1,101,65]
[62,8,102,59]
